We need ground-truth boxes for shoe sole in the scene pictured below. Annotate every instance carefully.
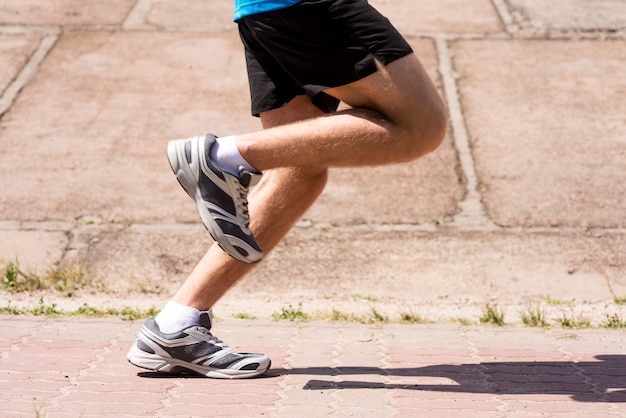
[127,345,271,379]
[166,139,260,264]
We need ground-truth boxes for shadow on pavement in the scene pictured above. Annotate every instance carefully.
[136,355,625,402]
[283,355,626,403]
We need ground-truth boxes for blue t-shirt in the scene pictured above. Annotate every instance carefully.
[234,0,302,21]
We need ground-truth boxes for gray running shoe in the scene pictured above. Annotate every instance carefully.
[167,134,263,263]
[127,311,271,379]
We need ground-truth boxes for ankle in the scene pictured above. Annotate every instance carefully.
[154,301,200,333]
[211,135,257,175]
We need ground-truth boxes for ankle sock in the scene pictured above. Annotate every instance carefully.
[154,301,200,333]
[210,135,256,176]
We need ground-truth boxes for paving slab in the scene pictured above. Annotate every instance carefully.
[509,0,626,31]
[15,223,621,325]
[234,228,626,302]
[453,39,626,228]
[0,229,68,274]
[0,30,256,223]
[370,0,503,34]
[0,0,136,26]
[4,317,624,417]
[0,33,42,95]
[128,0,237,32]
[309,38,464,225]
[0,33,461,227]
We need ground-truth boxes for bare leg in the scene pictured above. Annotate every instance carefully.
[238,54,447,170]
[172,53,446,310]
[171,97,328,309]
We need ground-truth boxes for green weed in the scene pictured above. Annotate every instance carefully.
[0,300,24,315]
[556,313,591,329]
[1,259,99,296]
[2,259,41,292]
[614,297,626,305]
[31,298,60,316]
[369,308,389,324]
[326,309,356,322]
[272,303,309,321]
[315,308,389,324]
[71,304,121,318]
[543,295,569,306]
[233,313,257,320]
[351,294,378,302]
[120,306,159,321]
[0,300,158,320]
[519,304,549,327]
[46,262,91,297]
[400,312,429,324]
[603,313,626,329]
[480,304,506,326]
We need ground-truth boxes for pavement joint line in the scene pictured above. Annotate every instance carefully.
[2,220,625,236]
[123,0,154,30]
[548,331,611,404]
[329,330,344,414]
[0,32,59,118]
[377,327,396,415]
[0,24,62,35]
[274,325,298,413]
[39,320,136,417]
[435,35,495,230]
[158,380,183,415]
[490,0,517,34]
[1,317,49,360]
[464,330,509,411]
[1,21,622,40]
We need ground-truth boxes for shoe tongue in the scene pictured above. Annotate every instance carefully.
[198,311,213,329]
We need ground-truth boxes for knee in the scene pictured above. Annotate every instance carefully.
[402,99,448,162]
[422,103,448,154]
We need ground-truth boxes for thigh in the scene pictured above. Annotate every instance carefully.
[325,53,444,126]
[239,0,413,115]
[259,95,326,129]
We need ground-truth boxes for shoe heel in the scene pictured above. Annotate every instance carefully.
[166,140,180,174]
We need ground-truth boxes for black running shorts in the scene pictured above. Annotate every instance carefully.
[237,0,413,116]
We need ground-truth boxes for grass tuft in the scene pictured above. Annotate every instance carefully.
[614,297,626,305]
[272,303,309,322]
[603,313,626,329]
[556,312,591,329]
[31,298,60,316]
[0,300,159,321]
[519,304,549,328]
[3,259,41,293]
[480,304,506,326]
[233,313,258,320]
[400,311,429,324]
[351,294,378,302]
[2,259,101,296]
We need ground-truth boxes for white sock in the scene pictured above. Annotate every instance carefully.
[210,135,256,175]
[154,301,200,333]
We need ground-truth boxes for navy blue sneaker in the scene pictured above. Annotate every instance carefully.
[127,311,271,379]
[167,134,263,263]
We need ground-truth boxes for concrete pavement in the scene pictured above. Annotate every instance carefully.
[0,0,625,416]
[2,316,625,417]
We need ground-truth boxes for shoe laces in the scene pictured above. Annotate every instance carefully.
[233,180,251,230]
[197,326,228,348]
